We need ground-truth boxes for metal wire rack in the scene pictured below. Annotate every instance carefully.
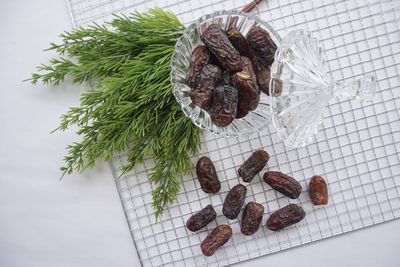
[67,0,400,266]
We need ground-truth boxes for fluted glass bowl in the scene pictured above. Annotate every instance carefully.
[171,10,281,137]
[269,29,376,147]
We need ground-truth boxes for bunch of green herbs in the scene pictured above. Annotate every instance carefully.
[30,8,201,219]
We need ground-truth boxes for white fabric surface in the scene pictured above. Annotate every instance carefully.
[0,0,399,266]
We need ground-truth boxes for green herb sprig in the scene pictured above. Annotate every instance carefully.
[30,8,201,219]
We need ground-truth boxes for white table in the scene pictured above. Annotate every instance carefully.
[0,0,399,266]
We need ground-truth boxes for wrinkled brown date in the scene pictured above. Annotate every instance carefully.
[241,56,258,86]
[190,87,214,110]
[190,64,221,110]
[253,60,271,95]
[201,24,243,72]
[198,64,222,88]
[270,78,283,96]
[247,26,277,66]
[186,204,217,232]
[238,150,270,183]
[232,56,260,112]
[227,28,257,60]
[266,204,305,231]
[263,171,302,199]
[222,184,247,219]
[186,45,211,88]
[196,156,221,194]
[309,175,328,205]
[201,225,233,256]
[209,85,238,127]
[221,70,232,85]
[236,106,249,119]
[241,202,264,235]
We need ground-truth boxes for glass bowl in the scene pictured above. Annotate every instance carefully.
[269,29,376,147]
[170,10,281,137]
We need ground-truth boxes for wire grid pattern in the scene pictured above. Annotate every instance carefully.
[67,0,400,266]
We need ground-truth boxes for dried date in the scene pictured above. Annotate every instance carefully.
[266,204,305,231]
[222,184,247,219]
[190,88,214,110]
[238,150,270,183]
[232,56,260,112]
[270,78,283,96]
[198,64,222,88]
[221,70,232,85]
[196,156,221,194]
[190,64,221,110]
[263,171,302,199]
[227,28,257,60]
[201,24,243,72]
[241,56,258,86]
[209,85,238,127]
[309,175,328,205]
[186,45,211,88]
[201,225,233,256]
[253,60,271,95]
[186,204,217,232]
[247,26,277,67]
[235,106,249,119]
[241,202,264,235]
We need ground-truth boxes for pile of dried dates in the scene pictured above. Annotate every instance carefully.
[186,150,329,256]
[187,23,279,127]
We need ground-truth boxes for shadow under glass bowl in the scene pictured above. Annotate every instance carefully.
[171,10,281,137]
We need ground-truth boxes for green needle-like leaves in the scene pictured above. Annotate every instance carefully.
[30,8,201,219]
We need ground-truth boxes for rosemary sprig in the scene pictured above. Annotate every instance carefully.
[30,8,201,219]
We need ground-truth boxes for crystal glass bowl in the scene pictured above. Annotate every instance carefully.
[269,29,376,147]
[170,10,281,137]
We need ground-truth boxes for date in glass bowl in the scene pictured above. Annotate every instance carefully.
[170,9,281,137]
[171,10,376,147]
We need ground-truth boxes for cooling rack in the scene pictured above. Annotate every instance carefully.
[67,0,400,266]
